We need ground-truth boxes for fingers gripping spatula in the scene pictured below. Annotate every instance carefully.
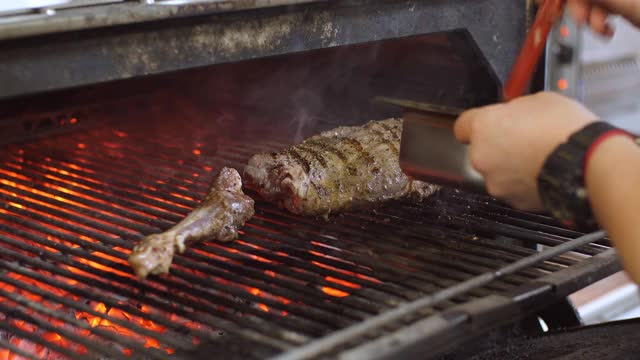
[385,0,566,192]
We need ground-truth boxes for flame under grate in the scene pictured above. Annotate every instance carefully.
[0,121,610,360]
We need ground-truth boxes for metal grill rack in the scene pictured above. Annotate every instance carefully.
[0,120,617,359]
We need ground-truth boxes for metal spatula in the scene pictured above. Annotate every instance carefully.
[374,96,484,192]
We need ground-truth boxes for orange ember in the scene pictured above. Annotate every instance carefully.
[310,255,381,284]
[64,251,132,280]
[325,276,360,289]
[321,287,350,298]
[144,337,161,349]
[43,332,62,342]
[8,202,23,209]
[1,268,179,358]
[31,159,190,211]
[249,288,261,296]
[73,304,173,355]
[90,303,108,327]
[169,192,194,201]
[0,168,29,181]
[0,179,138,234]
[243,285,290,315]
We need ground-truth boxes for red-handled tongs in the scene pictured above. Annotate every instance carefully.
[504,0,566,100]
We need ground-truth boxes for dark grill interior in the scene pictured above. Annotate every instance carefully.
[0,111,613,359]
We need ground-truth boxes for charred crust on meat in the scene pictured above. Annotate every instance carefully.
[297,143,328,168]
[341,137,376,168]
[305,138,349,163]
[377,121,396,133]
[369,127,400,156]
[286,148,310,174]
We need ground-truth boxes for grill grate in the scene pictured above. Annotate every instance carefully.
[0,120,612,359]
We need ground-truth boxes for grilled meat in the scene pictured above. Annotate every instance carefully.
[243,118,438,217]
[129,167,254,278]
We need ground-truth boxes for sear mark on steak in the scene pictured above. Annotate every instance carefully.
[128,167,255,279]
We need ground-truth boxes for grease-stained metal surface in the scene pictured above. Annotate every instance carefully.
[0,0,529,99]
[0,0,323,40]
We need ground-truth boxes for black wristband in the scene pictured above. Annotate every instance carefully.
[538,122,637,232]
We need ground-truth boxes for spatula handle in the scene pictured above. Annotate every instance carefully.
[504,0,566,101]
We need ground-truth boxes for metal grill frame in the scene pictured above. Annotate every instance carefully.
[0,0,532,99]
[0,9,621,356]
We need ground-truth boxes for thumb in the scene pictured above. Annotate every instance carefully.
[453,110,476,144]
[593,0,640,26]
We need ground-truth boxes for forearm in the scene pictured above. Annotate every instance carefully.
[586,135,640,282]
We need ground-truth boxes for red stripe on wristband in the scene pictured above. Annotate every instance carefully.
[584,129,634,175]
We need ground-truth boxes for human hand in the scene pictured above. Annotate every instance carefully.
[453,92,598,211]
[540,0,640,36]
